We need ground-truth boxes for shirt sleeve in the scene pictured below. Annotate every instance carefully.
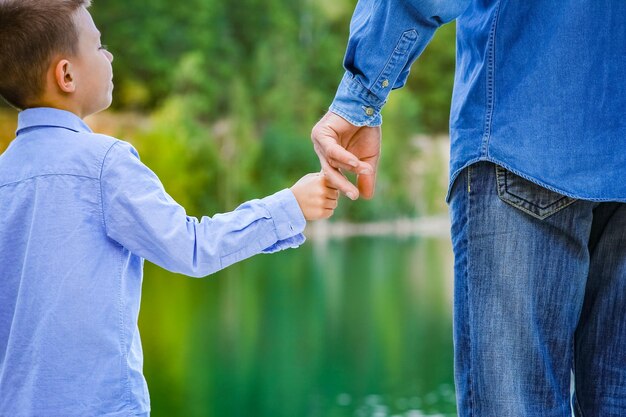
[100,141,306,277]
[329,0,471,126]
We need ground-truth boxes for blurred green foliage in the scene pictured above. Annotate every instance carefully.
[1,1,456,220]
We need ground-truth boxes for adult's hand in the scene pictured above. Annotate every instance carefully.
[311,111,381,200]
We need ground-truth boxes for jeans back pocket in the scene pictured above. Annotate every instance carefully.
[495,165,576,220]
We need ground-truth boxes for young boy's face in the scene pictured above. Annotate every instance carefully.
[69,7,114,117]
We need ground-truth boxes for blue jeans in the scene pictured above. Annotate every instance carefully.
[449,162,626,417]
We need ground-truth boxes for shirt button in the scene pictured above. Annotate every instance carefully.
[381,79,389,88]
[364,107,374,116]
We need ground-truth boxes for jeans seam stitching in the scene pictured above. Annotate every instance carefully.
[466,165,475,417]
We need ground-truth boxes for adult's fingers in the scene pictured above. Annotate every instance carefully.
[314,140,369,178]
[319,157,359,200]
[312,113,373,175]
[324,142,373,175]
[357,172,377,200]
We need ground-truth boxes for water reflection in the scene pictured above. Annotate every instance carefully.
[139,235,455,417]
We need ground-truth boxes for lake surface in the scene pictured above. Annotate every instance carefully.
[139,234,456,417]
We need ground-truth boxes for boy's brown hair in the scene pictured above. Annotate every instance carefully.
[0,0,92,110]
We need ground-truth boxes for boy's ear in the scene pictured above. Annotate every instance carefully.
[53,59,76,93]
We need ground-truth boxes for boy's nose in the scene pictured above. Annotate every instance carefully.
[105,50,114,63]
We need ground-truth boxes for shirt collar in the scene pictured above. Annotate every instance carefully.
[16,107,93,136]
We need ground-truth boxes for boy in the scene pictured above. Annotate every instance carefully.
[0,1,338,415]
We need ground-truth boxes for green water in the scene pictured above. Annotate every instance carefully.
[139,236,456,417]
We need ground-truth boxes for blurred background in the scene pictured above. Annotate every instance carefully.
[0,0,457,415]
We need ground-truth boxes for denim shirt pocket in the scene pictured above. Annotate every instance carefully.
[370,29,418,97]
[495,165,576,220]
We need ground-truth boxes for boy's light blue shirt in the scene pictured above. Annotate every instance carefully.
[0,107,306,416]
[331,0,626,201]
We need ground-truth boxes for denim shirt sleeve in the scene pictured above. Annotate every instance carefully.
[100,141,306,277]
[330,0,470,126]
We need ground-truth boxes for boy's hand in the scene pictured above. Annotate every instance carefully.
[291,173,340,221]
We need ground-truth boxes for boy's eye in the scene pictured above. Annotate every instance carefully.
[99,45,108,51]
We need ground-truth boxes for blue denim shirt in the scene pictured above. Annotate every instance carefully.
[0,108,306,416]
[330,0,626,201]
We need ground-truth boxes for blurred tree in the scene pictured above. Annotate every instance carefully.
[0,1,457,221]
[86,0,456,220]
[406,23,457,133]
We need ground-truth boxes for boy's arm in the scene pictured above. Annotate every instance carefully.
[100,141,307,277]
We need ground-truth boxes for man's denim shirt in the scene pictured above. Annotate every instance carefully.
[0,108,306,416]
[331,0,626,201]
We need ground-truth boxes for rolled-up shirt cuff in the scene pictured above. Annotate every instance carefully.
[329,72,384,127]
[260,188,306,252]
[262,234,306,253]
